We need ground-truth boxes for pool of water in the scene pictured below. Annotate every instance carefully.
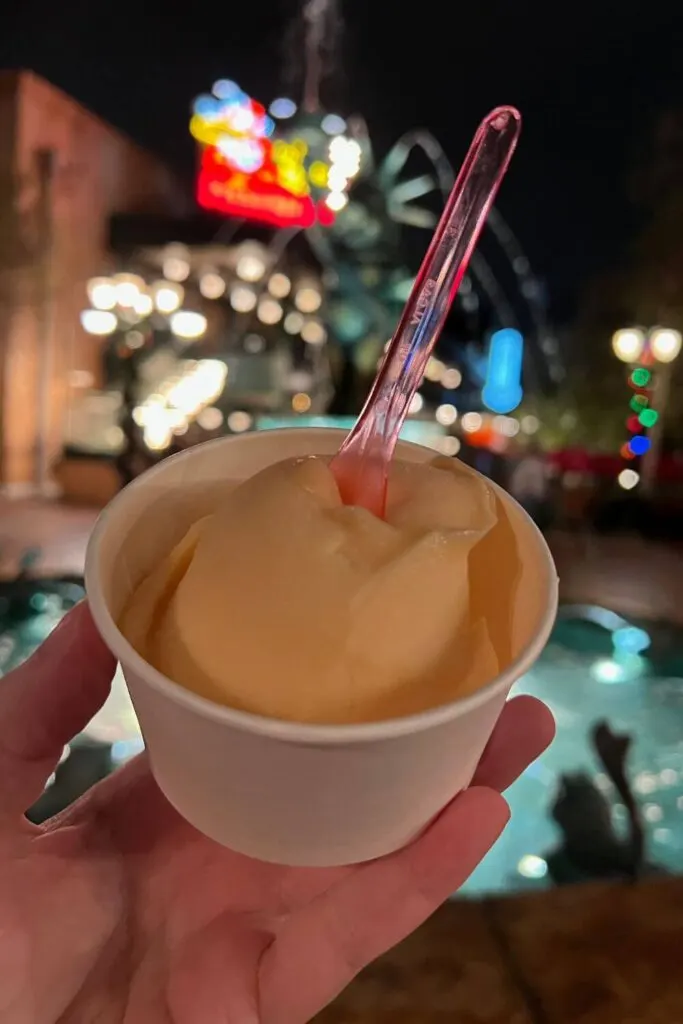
[463,607,683,894]
[3,581,683,894]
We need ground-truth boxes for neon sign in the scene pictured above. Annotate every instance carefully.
[482,329,524,413]
[191,80,361,229]
[196,146,336,229]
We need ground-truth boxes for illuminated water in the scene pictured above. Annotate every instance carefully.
[463,608,683,894]
[3,583,683,893]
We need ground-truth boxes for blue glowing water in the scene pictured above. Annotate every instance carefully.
[462,611,683,895]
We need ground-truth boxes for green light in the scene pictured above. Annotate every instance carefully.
[639,408,658,428]
[630,394,648,412]
[631,367,651,387]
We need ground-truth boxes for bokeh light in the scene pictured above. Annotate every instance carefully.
[80,309,117,336]
[169,311,208,340]
[631,367,651,388]
[650,327,682,363]
[629,435,651,457]
[639,408,659,428]
[618,468,640,489]
[612,328,645,363]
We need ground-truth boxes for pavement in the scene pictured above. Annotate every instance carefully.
[0,497,98,579]
[315,876,683,1023]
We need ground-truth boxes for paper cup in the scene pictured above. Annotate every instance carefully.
[86,429,558,867]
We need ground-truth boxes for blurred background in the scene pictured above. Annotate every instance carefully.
[1,0,683,1019]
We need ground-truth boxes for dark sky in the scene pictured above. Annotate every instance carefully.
[2,0,682,323]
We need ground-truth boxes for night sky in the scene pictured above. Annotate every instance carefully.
[2,0,682,323]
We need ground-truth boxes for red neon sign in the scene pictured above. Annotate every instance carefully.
[196,148,335,229]
[192,80,338,230]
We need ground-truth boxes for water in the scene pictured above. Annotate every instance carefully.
[462,608,683,895]
[3,584,683,893]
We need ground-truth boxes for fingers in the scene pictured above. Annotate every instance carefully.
[0,602,116,819]
[259,787,509,1023]
[472,695,555,793]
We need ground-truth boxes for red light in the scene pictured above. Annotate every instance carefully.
[192,97,338,230]
[196,148,332,229]
[316,200,336,227]
[627,415,642,433]
[465,426,495,449]
[620,442,635,460]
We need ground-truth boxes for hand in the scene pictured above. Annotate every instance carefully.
[0,603,553,1023]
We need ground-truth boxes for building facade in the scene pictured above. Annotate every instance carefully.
[0,70,188,493]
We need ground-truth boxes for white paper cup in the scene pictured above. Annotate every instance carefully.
[85,429,558,867]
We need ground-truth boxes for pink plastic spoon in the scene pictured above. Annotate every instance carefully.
[330,106,522,518]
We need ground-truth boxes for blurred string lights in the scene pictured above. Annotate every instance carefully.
[79,250,337,453]
[80,272,232,454]
[612,327,682,491]
[150,239,329,354]
[79,260,542,459]
[81,273,207,341]
[132,359,228,451]
[191,79,362,229]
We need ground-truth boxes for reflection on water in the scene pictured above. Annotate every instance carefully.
[3,581,683,893]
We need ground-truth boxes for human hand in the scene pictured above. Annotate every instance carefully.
[0,603,553,1023]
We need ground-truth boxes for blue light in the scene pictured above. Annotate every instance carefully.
[269,97,297,119]
[613,626,651,655]
[482,329,524,413]
[212,79,241,101]
[321,113,347,135]
[629,435,651,456]
[193,94,219,117]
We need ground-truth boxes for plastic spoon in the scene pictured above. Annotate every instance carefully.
[330,106,522,517]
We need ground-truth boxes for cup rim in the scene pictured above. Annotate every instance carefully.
[85,429,559,746]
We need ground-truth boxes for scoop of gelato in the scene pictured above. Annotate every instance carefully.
[121,454,507,724]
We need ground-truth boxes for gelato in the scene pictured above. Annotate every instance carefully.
[120,453,518,724]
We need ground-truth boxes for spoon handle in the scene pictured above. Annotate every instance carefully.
[332,107,521,516]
